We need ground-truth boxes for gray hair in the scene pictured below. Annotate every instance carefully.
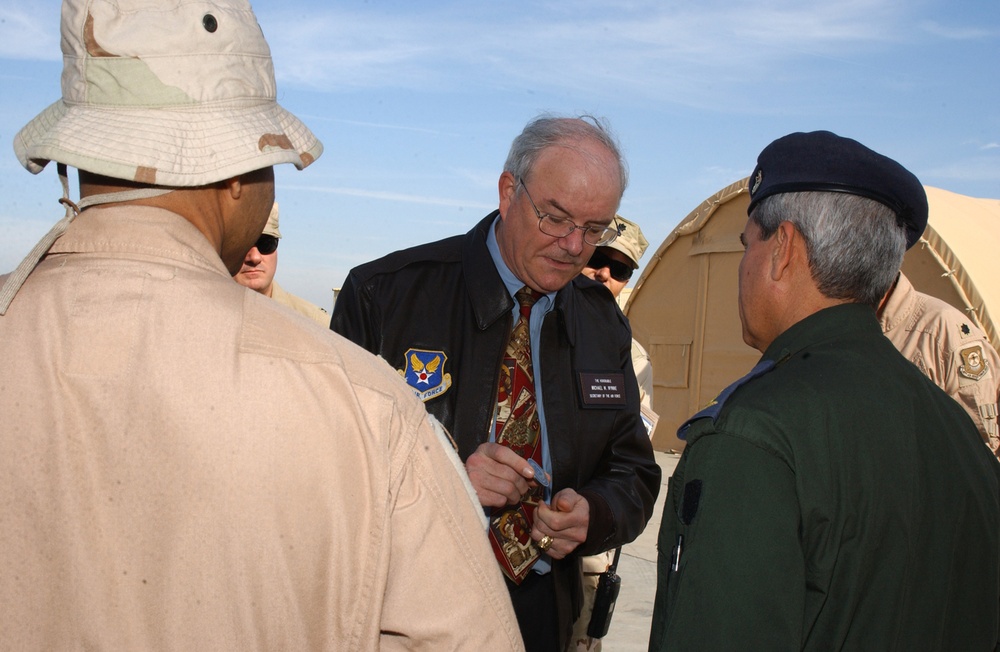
[503,115,629,197]
[750,191,906,306]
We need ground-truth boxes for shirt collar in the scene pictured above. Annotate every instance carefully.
[485,214,556,311]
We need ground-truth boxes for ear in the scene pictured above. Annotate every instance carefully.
[769,221,797,281]
[224,176,242,200]
[497,171,517,218]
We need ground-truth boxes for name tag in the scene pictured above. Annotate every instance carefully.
[578,371,627,408]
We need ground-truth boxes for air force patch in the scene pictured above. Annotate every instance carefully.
[959,345,989,381]
[398,348,453,402]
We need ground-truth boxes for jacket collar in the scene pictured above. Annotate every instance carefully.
[462,211,578,346]
[48,204,231,277]
[463,211,513,331]
[878,271,917,334]
[763,302,881,363]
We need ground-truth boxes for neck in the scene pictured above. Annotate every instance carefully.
[876,272,900,319]
[79,172,226,257]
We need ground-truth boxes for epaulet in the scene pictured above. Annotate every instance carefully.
[677,358,777,440]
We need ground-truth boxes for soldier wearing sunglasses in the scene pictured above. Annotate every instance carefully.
[233,202,329,325]
[580,215,654,419]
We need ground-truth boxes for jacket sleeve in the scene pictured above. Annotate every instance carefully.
[649,430,803,651]
[936,319,1000,450]
[331,270,380,354]
[378,400,525,651]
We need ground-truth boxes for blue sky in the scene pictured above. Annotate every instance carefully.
[1,0,997,311]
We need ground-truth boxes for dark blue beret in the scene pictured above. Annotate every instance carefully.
[747,130,928,249]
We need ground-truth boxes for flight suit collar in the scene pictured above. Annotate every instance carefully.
[48,204,231,278]
[763,302,881,364]
[878,271,918,334]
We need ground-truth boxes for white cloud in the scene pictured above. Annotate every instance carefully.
[3,0,922,108]
[281,183,496,210]
[919,20,996,40]
[259,0,914,110]
[293,113,449,135]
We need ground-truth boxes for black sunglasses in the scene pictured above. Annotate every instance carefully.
[587,250,633,282]
[254,234,279,255]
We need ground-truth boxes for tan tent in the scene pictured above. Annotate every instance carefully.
[626,179,1000,452]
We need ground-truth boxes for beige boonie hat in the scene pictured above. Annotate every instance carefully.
[607,215,649,269]
[0,0,321,316]
[263,202,282,238]
[13,0,323,186]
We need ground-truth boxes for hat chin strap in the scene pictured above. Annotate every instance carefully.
[0,164,174,315]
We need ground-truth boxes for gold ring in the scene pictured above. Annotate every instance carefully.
[537,535,554,552]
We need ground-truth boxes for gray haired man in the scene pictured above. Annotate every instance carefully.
[333,115,660,651]
[649,131,1000,650]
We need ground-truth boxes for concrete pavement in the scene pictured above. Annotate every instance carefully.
[600,450,680,651]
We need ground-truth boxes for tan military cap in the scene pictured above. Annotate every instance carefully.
[607,215,649,269]
[263,202,282,239]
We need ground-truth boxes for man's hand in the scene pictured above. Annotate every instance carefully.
[466,442,538,508]
[532,489,589,559]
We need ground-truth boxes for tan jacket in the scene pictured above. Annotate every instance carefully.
[271,279,330,326]
[632,337,659,439]
[880,272,1000,453]
[632,338,653,408]
[0,206,523,651]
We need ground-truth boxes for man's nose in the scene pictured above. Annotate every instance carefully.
[559,228,587,256]
[244,247,263,264]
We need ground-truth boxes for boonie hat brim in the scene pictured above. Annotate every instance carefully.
[16,97,321,188]
[13,0,323,187]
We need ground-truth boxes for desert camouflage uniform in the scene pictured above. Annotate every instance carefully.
[880,272,1000,454]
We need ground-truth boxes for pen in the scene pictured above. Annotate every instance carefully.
[670,534,684,572]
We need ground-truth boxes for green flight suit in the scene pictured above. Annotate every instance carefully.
[649,303,1000,651]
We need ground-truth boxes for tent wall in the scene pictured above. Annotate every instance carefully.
[907,187,999,350]
[626,180,757,453]
[627,180,999,453]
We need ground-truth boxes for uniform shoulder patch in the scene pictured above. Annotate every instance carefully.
[677,358,777,440]
[398,348,453,401]
[959,345,989,381]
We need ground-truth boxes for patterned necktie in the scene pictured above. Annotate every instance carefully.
[489,286,545,584]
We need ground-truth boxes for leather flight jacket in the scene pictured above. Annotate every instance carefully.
[332,211,661,635]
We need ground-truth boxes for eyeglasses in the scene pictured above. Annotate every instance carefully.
[519,178,620,247]
[586,250,633,282]
[254,234,279,255]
